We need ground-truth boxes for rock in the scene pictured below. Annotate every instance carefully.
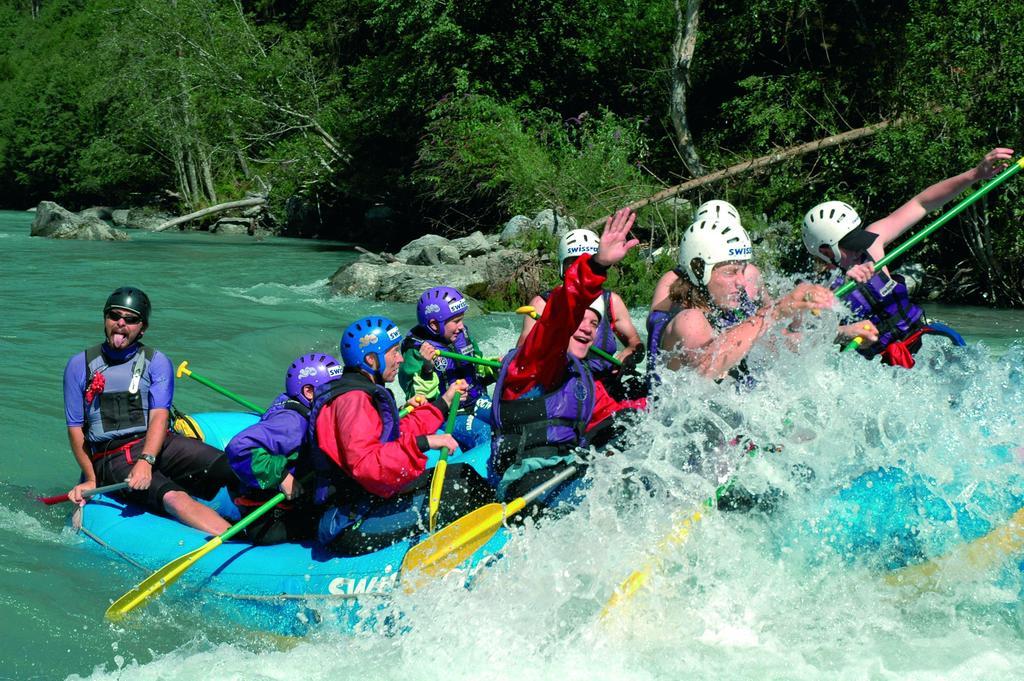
[329,248,532,303]
[125,208,173,231]
[30,201,129,241]
[111,209,130,226]
[532,209,576,237]
[79,206,113,221]
[407,244,461,266]
[211,217,252,235]
[394,234,453,263]
[499,215,533,245]
[56,222,131,241]
[450,231,492,258]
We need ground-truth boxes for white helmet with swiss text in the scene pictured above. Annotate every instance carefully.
[557,229,600,275]
[678,218,753,286]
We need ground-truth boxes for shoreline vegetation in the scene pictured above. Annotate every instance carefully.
[2,1,1022,306]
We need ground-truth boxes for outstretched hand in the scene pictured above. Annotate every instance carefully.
[974,147,1015,180]
[594,207,640,268]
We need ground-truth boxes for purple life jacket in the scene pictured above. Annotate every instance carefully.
[402,325,487,404]
[705,292,760,390]
[307,371,400,505]
[226,392,310,494]
[490,349,595,477]
[541,289,618,377]
[830,267,924,359]
[645,308,674,392]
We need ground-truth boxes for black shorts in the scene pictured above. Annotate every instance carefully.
[94,431,235,513]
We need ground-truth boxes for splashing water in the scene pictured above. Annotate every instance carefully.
[2,210,1023,679]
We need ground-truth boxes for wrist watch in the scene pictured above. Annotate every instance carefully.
[139,453,157,465]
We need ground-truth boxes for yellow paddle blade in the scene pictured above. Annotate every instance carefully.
[427,459,448,534]
[105,536,224,621]
[600,510,703,620]
[885,506,1024,591]
[515,305,539,319]
[401,497,527,593]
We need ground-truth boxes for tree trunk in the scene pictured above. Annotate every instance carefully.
[154,197,267,232]
[583,117,898,230]
[670,0,704,177]
[198,142,217,204]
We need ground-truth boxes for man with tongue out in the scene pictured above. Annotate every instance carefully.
[62,287,237,534]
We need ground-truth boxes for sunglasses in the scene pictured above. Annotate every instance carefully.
[105,310,143,324]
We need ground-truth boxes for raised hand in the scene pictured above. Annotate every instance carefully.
[974,147,1015,180]
[594,207,640,268]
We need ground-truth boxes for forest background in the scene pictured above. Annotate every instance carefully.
[0,0,1022,307]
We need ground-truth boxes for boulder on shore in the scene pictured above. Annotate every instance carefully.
[329,239,531,303]
[30,201,129,241]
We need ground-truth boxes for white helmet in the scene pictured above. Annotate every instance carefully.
[558,229,600,275]
[694,200,742,230]
[586,294,605,321]
[678,218,753,286]
[802,201,866,264]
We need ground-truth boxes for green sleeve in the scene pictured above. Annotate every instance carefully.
[398,346,427,400]
[249,447,299,490]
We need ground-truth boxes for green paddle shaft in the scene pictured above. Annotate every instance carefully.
[435,349,501,368]
[427,392,462,533]
[837,158,1023,352]
[176,361,263,412]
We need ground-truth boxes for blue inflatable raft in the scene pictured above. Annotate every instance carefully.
[76,412,517,636]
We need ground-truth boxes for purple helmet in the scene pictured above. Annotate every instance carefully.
[285,353,342,407]
[416,286,469,330]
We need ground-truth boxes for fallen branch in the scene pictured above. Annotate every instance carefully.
[154,197,267,232]
[584,117,898,230]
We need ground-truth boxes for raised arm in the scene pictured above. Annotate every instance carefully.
[867,147,1014,257]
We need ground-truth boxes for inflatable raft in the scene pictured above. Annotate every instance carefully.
[76,411,585,636]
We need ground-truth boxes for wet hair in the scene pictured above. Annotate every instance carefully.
[671,271,711,312]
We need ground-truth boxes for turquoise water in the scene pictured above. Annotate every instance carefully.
[2,208,1024,680]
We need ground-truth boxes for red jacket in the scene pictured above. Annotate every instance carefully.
[315,391,443,498]
[502,253,646,427]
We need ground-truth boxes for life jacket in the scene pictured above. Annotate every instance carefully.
[705,293,760,391]
[490,349,595,479]
[830,265,924,360]
[541,289,618,377]
[307,372,400,505]
[645,308,674,393]
[402,325,487,405]
[228,393,312,499]
[81,343,156,450]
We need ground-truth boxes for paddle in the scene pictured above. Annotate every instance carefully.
[401,464,580,592]
[838,157,1024,351]
[105,477,307,621]
[600,441,771,618]
[435,349,501,368]
[38,481,129,505]
[884,506,1024,591]
[427,392,462,533]
[106,400,420,621]
[515,305,624,367]
[176,360,263,412]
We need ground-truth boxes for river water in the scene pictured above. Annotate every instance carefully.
[2,209,1023,680]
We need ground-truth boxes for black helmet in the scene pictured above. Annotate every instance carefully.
[104,286,151,323]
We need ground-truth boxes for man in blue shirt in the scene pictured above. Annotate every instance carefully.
[63,287,237,534]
